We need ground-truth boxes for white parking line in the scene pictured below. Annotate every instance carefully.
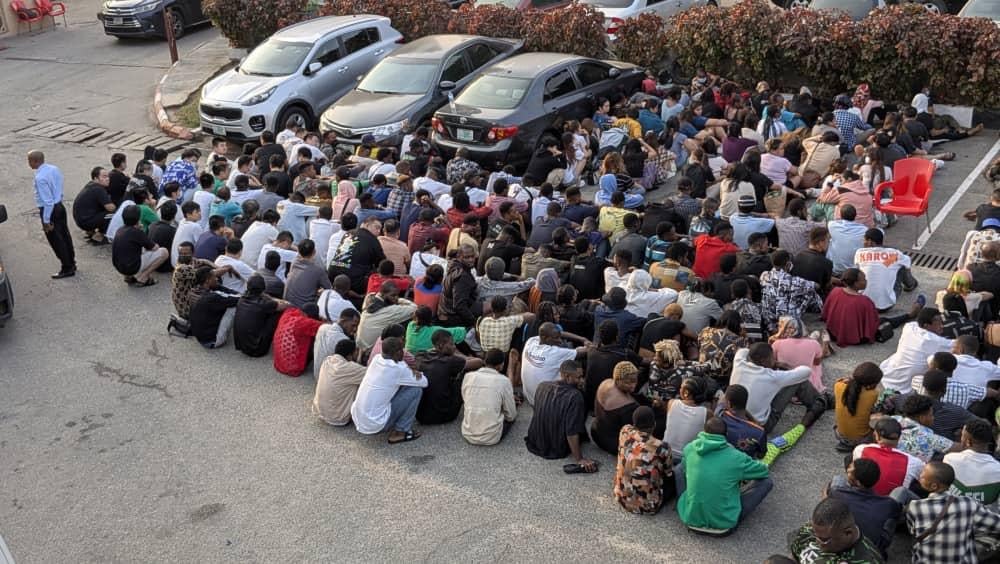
[914,137,1000,250]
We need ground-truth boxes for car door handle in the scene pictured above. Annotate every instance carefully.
[337,66,349,73]
[373,49,384,56]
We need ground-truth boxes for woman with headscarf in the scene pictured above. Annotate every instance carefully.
[697,310,748,387]
[596,152,644,209]
[528,268,560,313]
[935,269,992,323]
[331,179,359,221]
[624,270,678,319]
[769,316,824,392]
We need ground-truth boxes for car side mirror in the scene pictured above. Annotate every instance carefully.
[306,61,322,75]
[439,80,457,92]
[608,67,621,78]
[356,75,364,82]
[0,205,7,224]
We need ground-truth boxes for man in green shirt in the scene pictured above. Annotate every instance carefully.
[675,417,772,535]
[788,497,884,563]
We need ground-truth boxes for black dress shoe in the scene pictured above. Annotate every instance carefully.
[51,270,76,279]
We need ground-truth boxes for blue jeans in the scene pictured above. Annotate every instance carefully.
[383,385,422,434]
[674,463,774,526]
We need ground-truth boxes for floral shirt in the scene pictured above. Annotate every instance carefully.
[698,327,748,381]
[614,424,673,515]
[892,416,954,463]
[726,298,767,342]
[760,269,823,332]
[159,158,198,199]
[445,157,481,185]
[645,362,711,403]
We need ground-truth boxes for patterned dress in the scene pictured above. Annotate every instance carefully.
[760,268,823,332]
[614,425,673,515]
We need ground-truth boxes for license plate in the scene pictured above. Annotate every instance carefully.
[210,125,226,135]
[456,128,474,142]
[111,17,123,25]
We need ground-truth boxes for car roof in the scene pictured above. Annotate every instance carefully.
[480,52,585,78]
[391,34,501,59]
[274,15,389,43]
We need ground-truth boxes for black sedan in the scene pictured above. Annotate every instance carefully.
[431,53,643,171]
[320,35,523,149]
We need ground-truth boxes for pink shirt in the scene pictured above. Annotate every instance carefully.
[771,338,824,392]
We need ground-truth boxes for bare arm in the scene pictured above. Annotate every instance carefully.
[566,434,595,469]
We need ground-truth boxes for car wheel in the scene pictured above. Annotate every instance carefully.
[784,0,810,8]
[908,0,946,13]
[278,105,312,132]
[167,8,185,39]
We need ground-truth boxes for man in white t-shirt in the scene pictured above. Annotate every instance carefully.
[853,228,917,311]
[880,308,953,393]
[729,196,776,250]
[170,201,204,267]
[943,419,1000,508]
[317,275,354,322]
[309,206,339,268]
[214,239,255,294]
[413,169,451,199]
[827,204,868,274]
[105,199,135,243]
[729,343,827,434]
[350,337,427,443]
[257,231,299,282]
[191,177,217,230]
[520,323,587,406]
[949,335,1000,389]
[240,210,281,268]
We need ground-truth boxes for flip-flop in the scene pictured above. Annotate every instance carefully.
[563,462,599,474]
[135,278,157,287]
[388,430,421,444]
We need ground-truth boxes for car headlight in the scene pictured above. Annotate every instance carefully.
[134,0,159,11]
[243,86,277,106]
[372,119,407,139]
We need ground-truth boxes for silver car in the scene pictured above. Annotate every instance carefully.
[199,15,403,141]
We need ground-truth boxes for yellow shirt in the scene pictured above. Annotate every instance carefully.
[598,206,630,236]
[833,378,879,440]
[613,117,642,139]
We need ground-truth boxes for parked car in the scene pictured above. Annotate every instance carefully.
[798,0,885,17]
[471,0,574,10]
[0,205,13,328]
[958,0,999,23]
[97,0,209,39]
[582,0,717,39]
[431,53,643,170]
[320,35,523,149]
[786,0,963,13]
[199,15,402,142]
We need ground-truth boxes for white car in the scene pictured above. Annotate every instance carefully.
[959,0,999,25]
[582,0,717,40]
[199,15,402,141]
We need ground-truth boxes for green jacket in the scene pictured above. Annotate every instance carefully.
[676,431,770,531]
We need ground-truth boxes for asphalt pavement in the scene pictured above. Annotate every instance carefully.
[0,8,997,563]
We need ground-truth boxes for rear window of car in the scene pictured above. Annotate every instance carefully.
[454,75,533,110]
[961,0,1000,18]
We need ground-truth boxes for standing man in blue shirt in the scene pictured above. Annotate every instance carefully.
[29,150,76,278]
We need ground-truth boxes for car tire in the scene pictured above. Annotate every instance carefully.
[277,105,312,132]
[784,0,810,8]
[907,0,947,12]
[167,8,185,39]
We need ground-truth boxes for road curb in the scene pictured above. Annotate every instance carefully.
[153,71,195,141]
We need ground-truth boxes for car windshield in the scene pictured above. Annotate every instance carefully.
[580,0,635,7]
[357,59,439,94]
[454,75,532,110]
[809,0,879,19]
[961,0,999,18]
[240,40,312,77]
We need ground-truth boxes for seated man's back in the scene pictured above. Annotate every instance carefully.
[525,379,586,460]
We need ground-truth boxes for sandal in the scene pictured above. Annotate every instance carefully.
[563,462,599,474]
[135,278,157,287]
[388,430,421,444]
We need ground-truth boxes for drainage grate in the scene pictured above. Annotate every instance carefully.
[906,251,957,272]
[14,120,194,152]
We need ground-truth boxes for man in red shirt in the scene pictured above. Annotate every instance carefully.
[407,208,450,255]
[692,222,739,279]
[273,303,326,377]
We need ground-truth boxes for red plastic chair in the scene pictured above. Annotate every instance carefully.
[873,157,936,248]
[10,0,43,32]
[34,0,66,27]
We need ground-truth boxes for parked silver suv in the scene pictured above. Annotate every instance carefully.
[199,15,402,141]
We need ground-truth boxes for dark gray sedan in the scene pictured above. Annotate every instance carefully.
[431,53,643,171]
[319,35,522,149]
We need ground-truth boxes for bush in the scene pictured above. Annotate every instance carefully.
[446,2,525,39]
[520,3,608,60]
[610,12,670,70]
[317,0,452,42]
[203,0,310,49]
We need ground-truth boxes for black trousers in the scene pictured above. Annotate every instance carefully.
[41,203,75,273]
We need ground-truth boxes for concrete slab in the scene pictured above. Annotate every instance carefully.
[159,36,231,109]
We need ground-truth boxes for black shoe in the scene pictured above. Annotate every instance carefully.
[51,270,76,279]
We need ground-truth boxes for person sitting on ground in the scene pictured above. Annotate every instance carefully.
[478,256,535,307]
[214,239,254,294]
[943,418,1000,507]
[950,334,1000,389]
[614,406,674,515]
[624,269,678,319]
[111,205,168,287]
[193,215,230,262]
[698,310,748,386]
[906,461,1000,563]
[665,377,712,461]
[283,239,332,310]
[73,166,116,244]
[854,228,918,312]
[356,280,417,351]
[817,170,874,228]
[790,227,836,296]
[312,308,360,378]
[737,231,773,279]
[461,348,518,446]
[760,250,823,332]
[675,417,773,536]
[650,241,695,293]
[524,359,597,472]
[770,316,824,393]
[821,268,881,347]
[824,457,902,558]
[718,384,767,459]
[188,265,241,349]
[272,303,325,377]
[729,342,829,434]
[593,287,647,349]
[591,361,645,455]
[350,336,427,444]
[852,417,925,499]
[909,368,982,440]
[827,204,867,276]
[787,497,885,564]
[676,280,724,337]
[415,329,483,425]
[521,322,589,406]
[438,244,481,328]
[256,250,286,299]
[171,242,227,320]
[404,305,465,355]
[880,307,953,393]
[233,274,290,358]
[833,362,883,452]
[724,279,766,342]
[890,394,957,463]
[729,196,775,250]
[775,198,824,258]
[313,338,367,427]
[692,221,739,280]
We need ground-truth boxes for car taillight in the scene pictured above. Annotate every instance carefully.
[606,17,624,34]
[395,37,405,44]
[487,125,518,142]
[431,117,446,136]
